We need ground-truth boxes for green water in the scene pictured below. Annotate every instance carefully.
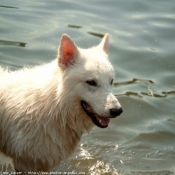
[0,0,175,174]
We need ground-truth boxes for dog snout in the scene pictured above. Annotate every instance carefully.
[110,107,123,118]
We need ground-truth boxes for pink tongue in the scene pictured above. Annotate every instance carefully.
[96,115,110,126]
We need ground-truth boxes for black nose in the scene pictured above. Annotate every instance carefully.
[110,107,123,117]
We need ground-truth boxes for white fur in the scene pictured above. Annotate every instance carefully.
[0,151,15,172]
[0,34,121,173]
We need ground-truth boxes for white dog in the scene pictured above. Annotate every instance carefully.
[0,33,123,173]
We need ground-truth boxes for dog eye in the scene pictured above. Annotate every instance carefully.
[86,80,97,86]
[110,79,113,85]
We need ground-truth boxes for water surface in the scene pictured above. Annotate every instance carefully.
[0,0,175,174]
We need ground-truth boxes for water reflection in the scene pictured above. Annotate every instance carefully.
[162,91,175,96]
[0,40,26,47]
[117,91,175,99]
[67,24,105,39]
[115,78,175,98]
[114,78,154,87]
[116,92,142,98]
[67,24,82,29]
[0,5,18,9]
[141,92,165,98]
[87,32,104,38]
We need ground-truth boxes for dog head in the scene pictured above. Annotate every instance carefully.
[57,34,123,128]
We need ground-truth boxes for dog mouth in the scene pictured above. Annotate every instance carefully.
[81,100,110,128]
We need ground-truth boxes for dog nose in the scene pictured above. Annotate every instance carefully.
[110,107,123,117]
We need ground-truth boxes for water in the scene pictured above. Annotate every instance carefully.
[0,0,175,174]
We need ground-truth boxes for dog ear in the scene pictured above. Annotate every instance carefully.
[58,34,79,67]
[99,33,109,54]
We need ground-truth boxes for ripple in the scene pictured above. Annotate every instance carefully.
[0,39,26,47]
[131,170,174,175]
[114,78,175,98]
[162,91,175,96]
[114,78,154,87]
[117,91,143,98]
[67,24,82,29]
[0,5,18,9]
[141,91,175,98]
[141,92,166,98]
[87,32,104,38]
[117,90,175,99]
